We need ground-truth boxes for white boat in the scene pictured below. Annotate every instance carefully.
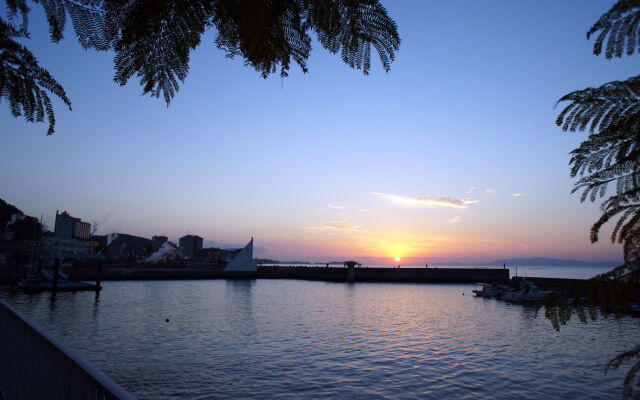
[473,279,553,302]
[18,269,99,292]
[472,283,502,298]
[499,280,552,302]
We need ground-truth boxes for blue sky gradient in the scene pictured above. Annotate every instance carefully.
[1,1,637,263]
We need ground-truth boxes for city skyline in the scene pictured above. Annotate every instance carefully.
[1,1,635,264]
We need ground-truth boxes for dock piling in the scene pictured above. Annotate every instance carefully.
[96,261,102,291]
[52,259,60,291]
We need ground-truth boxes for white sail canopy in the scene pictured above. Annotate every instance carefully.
[225,238,258,271]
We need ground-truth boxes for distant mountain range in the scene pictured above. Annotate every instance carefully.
[441,257,621,267]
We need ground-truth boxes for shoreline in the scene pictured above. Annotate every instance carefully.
[1,265,510,284]
[1,265,587,290]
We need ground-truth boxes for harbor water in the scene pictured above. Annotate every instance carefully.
[0,266,636,399]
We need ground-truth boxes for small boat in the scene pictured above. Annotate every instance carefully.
[473,279,553,302]
[18,269,99,292]
[472,283,502,298]
[498,280,552,303]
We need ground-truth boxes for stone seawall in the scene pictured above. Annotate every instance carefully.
[258,266,509,283]
[64,265,510,284]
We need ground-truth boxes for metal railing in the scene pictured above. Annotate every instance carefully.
[0,299,135,400]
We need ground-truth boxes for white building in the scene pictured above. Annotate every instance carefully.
[41,236,92,258]
[225,238,258,272]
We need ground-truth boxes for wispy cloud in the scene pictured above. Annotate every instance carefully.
[372,192,480,209]
[303,220,364,232]
[510,193,523,198]
[465,186,476,194]
[448,216,462,224]
[360,209,368,212]
[485,189,496,193]
[328,204,350,210]
[325,221,362,230]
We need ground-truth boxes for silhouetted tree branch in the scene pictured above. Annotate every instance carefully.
[556,75,640,264]
[0,18,71,134]
[550,1,640,397]
[1,0,400,134]
[588,0,640,59]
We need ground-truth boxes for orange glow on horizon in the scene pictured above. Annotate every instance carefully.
[261,224,622,264]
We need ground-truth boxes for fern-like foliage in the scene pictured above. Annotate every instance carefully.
[540,262,640,397]
[75,0,399,96]
[542,263,640,331]
[0,18,71,134]
[606,344,640,399]
[6,0,110,49]
[108,0,212,104]
[556,76,640,265]
[587,0,640,59]
[304,0,399,74]
[551,3,640,395]
[211,0,399,80]
[1,0,400,134]
[212,0,311,79]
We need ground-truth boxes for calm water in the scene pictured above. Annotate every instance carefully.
[1,270,636,399]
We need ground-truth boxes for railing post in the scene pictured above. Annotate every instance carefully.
[0,299,136,399]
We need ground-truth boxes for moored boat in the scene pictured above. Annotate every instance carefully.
[472,283,503,298]
[473,278,554,303]
[18,269,99,292]
[499,280,552,302]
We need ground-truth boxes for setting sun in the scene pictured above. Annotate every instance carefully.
[394,256,401,262]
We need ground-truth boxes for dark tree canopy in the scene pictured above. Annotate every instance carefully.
[556,76,640,265]
[0,17,71,135]
[1,0,400,134]
[556,0,640,267]
[551,1,640,397]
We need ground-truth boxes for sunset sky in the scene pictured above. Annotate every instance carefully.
[1,1,636,264]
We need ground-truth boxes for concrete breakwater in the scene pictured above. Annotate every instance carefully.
[257,266,510,283]
[520,277,587,291]
[64,265,510,284]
